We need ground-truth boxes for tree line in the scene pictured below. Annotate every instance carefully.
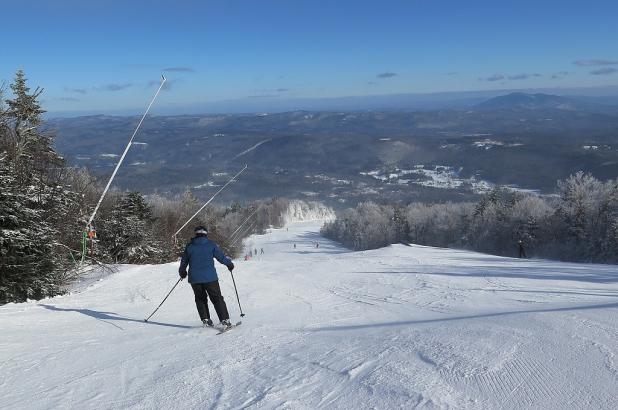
[322,174,618,263]
[0,71,298,304]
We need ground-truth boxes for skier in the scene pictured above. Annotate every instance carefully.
[293,243,296,249]
[518,240,527,258]
[316,242,319,249]
[260,248,264,255]
[179,226,234,328]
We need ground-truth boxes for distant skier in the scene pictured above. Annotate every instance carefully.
[518,240,527,258]
[316,242,319,249]
[293,243,296,249]
[179,226,234,328]
[260,248,264,255]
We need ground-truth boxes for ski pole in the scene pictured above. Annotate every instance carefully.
[144,277,182,322]
[228,269,245,317]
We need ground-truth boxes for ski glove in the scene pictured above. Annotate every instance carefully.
[179,270,187,279]
[227,262,234,271]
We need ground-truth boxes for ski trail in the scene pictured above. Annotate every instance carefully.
[1,221,617,409]
[233,139,271,159]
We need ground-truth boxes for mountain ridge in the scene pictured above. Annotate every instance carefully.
[474,92,602,111]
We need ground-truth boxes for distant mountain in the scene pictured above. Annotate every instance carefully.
[47,108,618,208]
[475,92,589,111]
[46,86,618,118]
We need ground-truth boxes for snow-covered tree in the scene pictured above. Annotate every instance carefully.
[99,192,166,263]
[557,172,618,260]
[4,70,60,172]
[323,176,617,262]
[0,159,65,303]
[0,71,78,303]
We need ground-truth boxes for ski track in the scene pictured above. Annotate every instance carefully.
[1,221,618,409]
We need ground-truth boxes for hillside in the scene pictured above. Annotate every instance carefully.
[2,222,617,409]
[474,92,592,111]
[46,107,618,207]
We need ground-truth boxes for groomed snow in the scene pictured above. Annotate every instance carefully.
[1,222,617,409]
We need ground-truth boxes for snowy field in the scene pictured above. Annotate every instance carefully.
[1,221,618,409]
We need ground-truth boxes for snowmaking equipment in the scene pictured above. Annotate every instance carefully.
[81,75,167,264]
[172,164,248,244]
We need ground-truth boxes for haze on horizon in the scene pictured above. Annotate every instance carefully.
[2,0,618,116]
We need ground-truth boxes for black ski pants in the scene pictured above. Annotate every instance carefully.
[191,281,229,322]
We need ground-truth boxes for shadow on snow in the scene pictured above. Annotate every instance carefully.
[39,304,193,330]
[357,264,618,284]
[308,301,618,332]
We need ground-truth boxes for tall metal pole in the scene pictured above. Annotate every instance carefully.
[227,220,257,249]
[86,75,167,230]
[225,207,259,245]
[173,165,248,239]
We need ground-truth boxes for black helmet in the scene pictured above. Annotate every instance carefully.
[194,226,208,235]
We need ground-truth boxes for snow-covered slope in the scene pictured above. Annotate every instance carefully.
[1,222,617,409]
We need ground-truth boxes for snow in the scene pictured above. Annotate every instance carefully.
[193,181,221,189]
[472,139,523,150]
[283,200,335,223]
[233,139,271,159]
[503,186,541,195]
[306,174,353,185]
[2,222,618,409]
[361,166,494,194]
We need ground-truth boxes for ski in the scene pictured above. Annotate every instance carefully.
[216,321,242,335]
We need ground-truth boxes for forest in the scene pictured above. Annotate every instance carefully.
[322,175,618,263]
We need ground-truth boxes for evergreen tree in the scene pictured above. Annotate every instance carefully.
[4,70,59,169]
[0,71,82,304]
[393,205,408,242]
[0,159,63,303]
[100,192,166,263]
[6,69,44,126]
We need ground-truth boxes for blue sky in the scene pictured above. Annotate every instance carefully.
[2,0,617,114]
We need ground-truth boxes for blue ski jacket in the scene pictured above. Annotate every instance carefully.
[179,236,232,284]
